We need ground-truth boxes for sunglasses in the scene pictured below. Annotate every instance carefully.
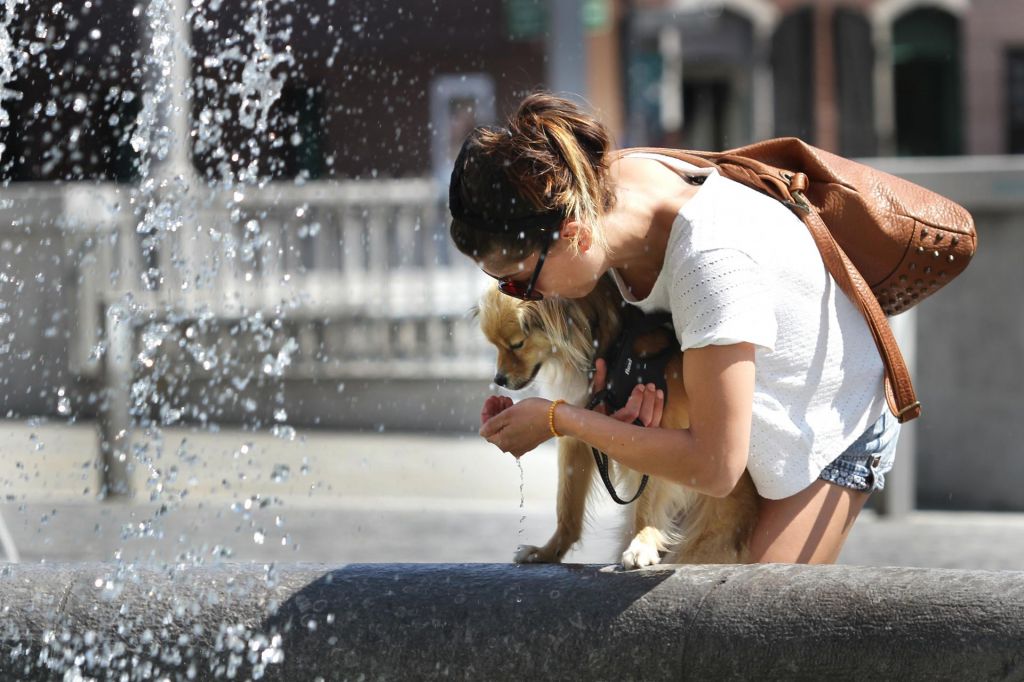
[496,237,552,301]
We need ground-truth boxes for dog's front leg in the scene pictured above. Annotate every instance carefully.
[514,436,594,564]
[619,477,667,570]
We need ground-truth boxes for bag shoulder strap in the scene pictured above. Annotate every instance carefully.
[798,207,920,421]
[612,146,921,422]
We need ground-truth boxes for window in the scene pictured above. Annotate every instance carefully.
[271,84,325,181]
[772,8,815,142]
[834,8,876,157]
[1008,49,1024,154]
[892,8,963,156]
[429,75,496,187]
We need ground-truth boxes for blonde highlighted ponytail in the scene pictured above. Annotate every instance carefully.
[507,92,615,253]
[449,91,616,262]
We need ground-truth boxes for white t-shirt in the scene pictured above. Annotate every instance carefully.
[610,152,887,499]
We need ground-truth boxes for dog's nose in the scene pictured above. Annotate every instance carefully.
[493,373,508,387]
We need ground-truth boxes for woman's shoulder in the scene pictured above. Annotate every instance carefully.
[606,153,704,220]
[673,171,802,258]
[610,154,703,208]
[611,154,688,186]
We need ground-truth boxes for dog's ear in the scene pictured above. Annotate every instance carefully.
[519,311,532,335]
[518,303,539,336]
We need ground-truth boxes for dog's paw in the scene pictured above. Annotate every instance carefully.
[514,544,561,564]
[620,538,662,570]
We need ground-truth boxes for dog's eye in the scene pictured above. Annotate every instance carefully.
[509,341,524,351]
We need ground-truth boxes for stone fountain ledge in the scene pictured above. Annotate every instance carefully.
[1,562,1022,681]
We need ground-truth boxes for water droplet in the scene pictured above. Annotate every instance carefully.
[56,387,71,416]
[270,464,290,483]
[271,424,296,441]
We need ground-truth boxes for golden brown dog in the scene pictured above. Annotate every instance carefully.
[475,276,758,568]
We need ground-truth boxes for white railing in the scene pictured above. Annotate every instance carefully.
[4,179,494,381]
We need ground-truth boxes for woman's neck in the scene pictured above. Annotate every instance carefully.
[600,156,701,298]
[604,205,667,298]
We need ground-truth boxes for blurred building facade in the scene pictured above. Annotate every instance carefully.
[0,0,1022,509]
[606,0,1024,157]
[3,0,1023,187]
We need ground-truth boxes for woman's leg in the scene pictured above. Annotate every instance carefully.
[747,480,871,564]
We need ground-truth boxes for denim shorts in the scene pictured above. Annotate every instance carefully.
[818,411,900,493]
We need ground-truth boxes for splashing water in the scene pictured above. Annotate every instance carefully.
[104,0,303,520]
[0,0,497,676]
[0,0,27,166]
[194,0,295,185]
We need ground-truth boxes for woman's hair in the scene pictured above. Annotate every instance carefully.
[448,91,615,263]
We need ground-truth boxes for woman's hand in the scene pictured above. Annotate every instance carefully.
[479,397,554,458]
[477,358,666,459]
[481,395,514,425]
[590,357,664,428]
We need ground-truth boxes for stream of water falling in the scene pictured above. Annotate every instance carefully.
[517,458,526,539]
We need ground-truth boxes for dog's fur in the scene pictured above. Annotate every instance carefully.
[476,276,758,568]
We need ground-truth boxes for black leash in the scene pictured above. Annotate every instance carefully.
[586,391,650,505]
[585,309,677,506]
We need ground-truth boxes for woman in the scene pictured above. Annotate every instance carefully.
[448,92,899,564]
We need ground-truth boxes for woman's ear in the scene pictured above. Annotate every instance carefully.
[561,220,592,253]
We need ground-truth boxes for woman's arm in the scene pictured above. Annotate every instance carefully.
[479,342,756,498]
[557,342,754,497]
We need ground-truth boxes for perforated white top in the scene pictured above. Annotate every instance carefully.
[609,152,887,499]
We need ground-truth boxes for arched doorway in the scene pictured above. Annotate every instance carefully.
[624,8,758,149]
[677,10,756,150]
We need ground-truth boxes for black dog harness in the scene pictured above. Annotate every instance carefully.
[587,307,678,504]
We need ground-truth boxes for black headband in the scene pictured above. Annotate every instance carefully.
[448,129,567,235]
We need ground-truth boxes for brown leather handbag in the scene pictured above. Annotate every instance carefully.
[616,138,978,423]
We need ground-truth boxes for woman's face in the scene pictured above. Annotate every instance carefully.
[479,226,606,300]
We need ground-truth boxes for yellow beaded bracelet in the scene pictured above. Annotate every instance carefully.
[548,399,566,438]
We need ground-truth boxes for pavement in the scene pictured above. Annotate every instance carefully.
[0,419,1022,569]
